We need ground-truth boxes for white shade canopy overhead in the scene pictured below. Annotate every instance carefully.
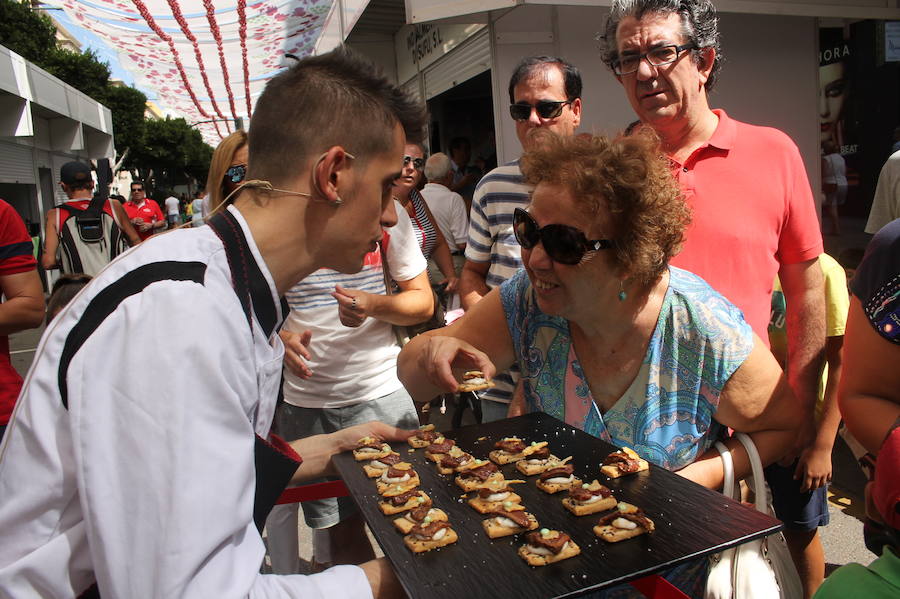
[48,0,336,144]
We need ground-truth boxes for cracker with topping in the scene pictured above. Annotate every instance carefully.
[362,452,403,478]
[593,505,655,542]
[377,489,431,515]
[424,438,456,463]
[561,480,617,516]
[482,507,539,538]
[457,370,495,393]
[393,506,449,534]
[454,460,504,492]
[535,464,582,494]
[600,447,649,478]
[467,485,523,514]
[352,437,392,461]
[516,451,572,476]
[375,463,420,495]
[518,529,581,566]
[403,521,459,553]
[435,447,475,475]
[489,438,549,465]
[408,424,442,449]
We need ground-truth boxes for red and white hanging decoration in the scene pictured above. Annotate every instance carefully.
[50,0,333,144]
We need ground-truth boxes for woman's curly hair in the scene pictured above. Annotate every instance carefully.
[519,130,690,286]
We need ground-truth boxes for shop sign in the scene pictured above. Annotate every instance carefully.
[886,21,900,62]
[395,23,485,83]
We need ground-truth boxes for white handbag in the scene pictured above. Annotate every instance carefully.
[704,432,803,599]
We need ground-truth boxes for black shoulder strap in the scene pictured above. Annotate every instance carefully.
[58,261,207,409]
[207,209,287,338]
[207,210,253,331]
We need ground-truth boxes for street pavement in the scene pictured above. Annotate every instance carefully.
[6,213,878,575]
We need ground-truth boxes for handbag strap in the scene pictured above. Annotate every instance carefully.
[714,441,736,500]
[735,432,768,513]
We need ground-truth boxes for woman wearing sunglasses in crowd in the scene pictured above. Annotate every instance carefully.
[398,133,800,593]
[392,143,459,298]
[204,130,248,216]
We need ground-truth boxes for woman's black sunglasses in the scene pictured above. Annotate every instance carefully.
[513,208,614,265]
[224,164,247,184]
[509,100,572,121]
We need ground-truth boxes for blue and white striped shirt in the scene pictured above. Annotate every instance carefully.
[465,161,531,289]
[464,161,529,404]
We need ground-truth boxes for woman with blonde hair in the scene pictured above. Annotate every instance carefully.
[204,130,248,215]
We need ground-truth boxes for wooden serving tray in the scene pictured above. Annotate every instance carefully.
[333,412,781,599]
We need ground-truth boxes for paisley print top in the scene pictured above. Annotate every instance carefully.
[500,267,754,471]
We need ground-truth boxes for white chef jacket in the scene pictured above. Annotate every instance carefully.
[0,206,371,598]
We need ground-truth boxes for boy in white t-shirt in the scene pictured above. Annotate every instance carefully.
[163,195,180,228]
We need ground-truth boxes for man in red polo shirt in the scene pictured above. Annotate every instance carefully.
[0,199,44,440]
[124,180,166,240]
[602,2,826,597]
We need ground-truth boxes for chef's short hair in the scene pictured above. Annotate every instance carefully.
[248,47,427,186]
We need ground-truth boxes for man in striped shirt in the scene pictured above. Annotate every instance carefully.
[459,56,583,421]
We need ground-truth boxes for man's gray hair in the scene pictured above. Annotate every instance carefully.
[424,153,453,182]
[599,0,722,91]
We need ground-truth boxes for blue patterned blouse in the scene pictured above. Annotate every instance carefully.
[500,266,754,471]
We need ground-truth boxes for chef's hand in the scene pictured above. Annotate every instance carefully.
[289,421,416,483]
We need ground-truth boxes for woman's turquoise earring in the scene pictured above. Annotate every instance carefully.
[618,280,627,302]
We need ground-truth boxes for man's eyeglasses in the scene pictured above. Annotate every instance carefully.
[509,100,572,121]
[225,164,247,184]
[612,43,697,75]
[131,188,144,193]
[513,208,614,265]
[403,155,425,170]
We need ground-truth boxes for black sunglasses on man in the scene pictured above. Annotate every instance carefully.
[509,100,573,121]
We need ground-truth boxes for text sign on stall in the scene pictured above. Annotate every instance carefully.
[887,22,900,62]
[395,23,485,84]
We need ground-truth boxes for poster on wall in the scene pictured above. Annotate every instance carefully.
[819,27,860,217]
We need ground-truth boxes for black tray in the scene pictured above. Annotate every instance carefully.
[333,412,781,599]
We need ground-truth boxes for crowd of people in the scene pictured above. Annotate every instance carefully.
[0,0,897,598]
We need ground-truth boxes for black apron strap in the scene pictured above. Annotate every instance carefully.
[208,209,300,532]
[207,210,253,331]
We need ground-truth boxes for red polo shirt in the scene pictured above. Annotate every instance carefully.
[0,199,38,425]
[669,109,823,343]
[123,199,164,241]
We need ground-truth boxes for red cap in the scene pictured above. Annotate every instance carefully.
[874,427,900,530]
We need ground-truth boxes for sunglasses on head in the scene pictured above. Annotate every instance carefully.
[509,100,572,121]
[403,155,425,170]
[224,164,247,184]
[513,208,614,265]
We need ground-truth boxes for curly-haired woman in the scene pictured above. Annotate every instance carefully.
[399,132,801,594]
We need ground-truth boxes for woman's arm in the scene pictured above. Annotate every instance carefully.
[838,297,900,455]
[420,200,458,293]
[42,209,60,270]
[397,287,515,401]
[677,334,802,489]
